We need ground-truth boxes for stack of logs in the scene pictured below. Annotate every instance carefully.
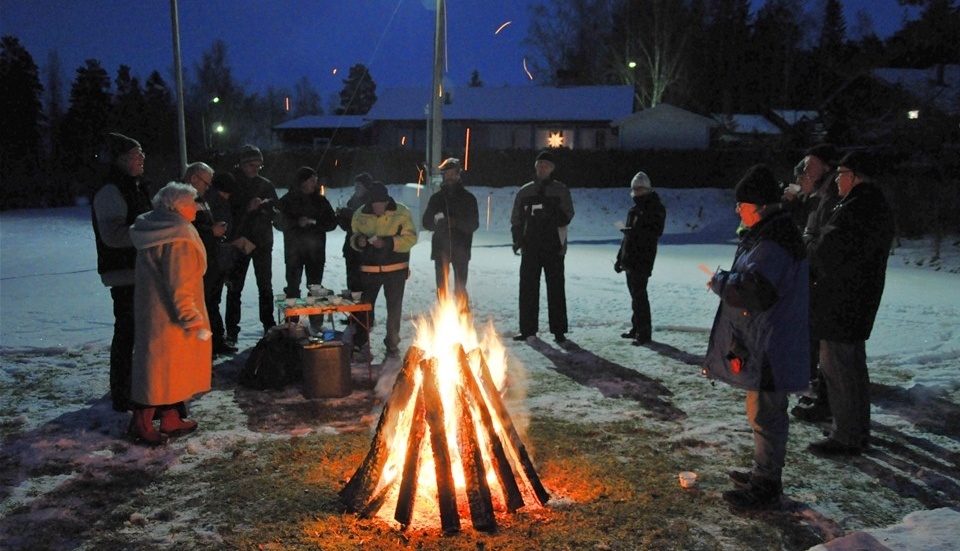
[340,345,550,533]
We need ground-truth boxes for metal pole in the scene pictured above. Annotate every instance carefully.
[423,0,445,222]
[170,0,188,175]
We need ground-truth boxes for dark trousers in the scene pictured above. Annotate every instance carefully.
[518,250,567,336]
[434,252,469,301]
[284,239,325,298]
[625,271,651,340]
[344,239,362,292]
[109,285,135,412]
[203,267,227,344]
[360,268,407,354]
[820,340,871,447]
[225,245,275,338]
[746,390,789,482]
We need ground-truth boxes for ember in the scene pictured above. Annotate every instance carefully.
[339,293,549,533]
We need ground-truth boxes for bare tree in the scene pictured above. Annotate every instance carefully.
[292,76,322,117]
[525,0,617,85]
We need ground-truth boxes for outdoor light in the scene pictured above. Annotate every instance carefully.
[908,110,920,119]
[214,124,225,134]
[547,131,564,148]
[628,61,637,69]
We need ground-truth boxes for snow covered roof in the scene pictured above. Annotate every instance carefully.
[273,115,369,130]
[872,65,960,115]
[611,103,718,128]
[712,113,782,135]
[365,85,634,122]
[772,109,819,125]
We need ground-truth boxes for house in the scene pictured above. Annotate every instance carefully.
[712,113,782,144]
[611,103,718,150]
[274,86,635,152]
[272,115,370,149]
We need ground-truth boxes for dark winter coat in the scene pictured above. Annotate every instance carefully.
[703,211,810,392]
[230,172,278,248]
[510,178,575,255]
[274,189,338,250]
[421,182,479,263]
[337,191,368,256]
[616,192,666,276]
[808,182,894,341]
[91,166,152,287]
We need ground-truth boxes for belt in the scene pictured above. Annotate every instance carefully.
[360,262,409,273]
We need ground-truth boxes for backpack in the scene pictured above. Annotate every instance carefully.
[239,330,303,390]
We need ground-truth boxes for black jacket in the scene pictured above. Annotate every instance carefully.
[230,172,278,248]
[808,182,894,341]
[616,192,666,276]
[421,182,479,262]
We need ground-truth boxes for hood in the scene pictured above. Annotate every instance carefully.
[130,209,198,250]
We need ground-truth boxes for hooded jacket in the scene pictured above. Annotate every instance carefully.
[129,209,211,406]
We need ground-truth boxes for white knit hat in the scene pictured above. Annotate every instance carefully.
[630,172,652,191]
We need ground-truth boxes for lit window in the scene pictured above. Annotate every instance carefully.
[908,110,920,120]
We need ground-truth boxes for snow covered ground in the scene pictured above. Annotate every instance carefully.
[1,184,958,549]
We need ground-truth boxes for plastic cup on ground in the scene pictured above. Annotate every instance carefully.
[678,471,697,489]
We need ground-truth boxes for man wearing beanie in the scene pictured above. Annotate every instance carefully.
[91,132,153,412]
[275,167,338,311]
[614,171,666,345]
[510,149,575,344]
[806,151,894,457]
[704,164,810,510]
[337,173,373,293]
[225,144,279,343]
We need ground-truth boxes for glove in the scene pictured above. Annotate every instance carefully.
[512,243,521,255]
[614,261,623,274]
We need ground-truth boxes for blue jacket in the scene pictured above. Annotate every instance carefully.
[703,211,810,392]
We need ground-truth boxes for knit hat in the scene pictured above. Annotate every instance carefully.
[535,150,555,165]
[211,172,238,195]
[295,166,316,184]
[353,172,373,187]
[106,132,141,160]
[367,182,389,203]
[238,144,263,164]
[804,143,839,166]
[837,151,877,181]
[630,172,652,190]
[735,165,780,205]
[438,157,461,171]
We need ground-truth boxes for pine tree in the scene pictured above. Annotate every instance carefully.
[336,64,377,115]
[60,59,112,196]
[0,36,45,208]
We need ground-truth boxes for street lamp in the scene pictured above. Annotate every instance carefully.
[200,96,221,149]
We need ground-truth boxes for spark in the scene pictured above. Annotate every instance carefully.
[495,21,512,35]
[522,57,533,80]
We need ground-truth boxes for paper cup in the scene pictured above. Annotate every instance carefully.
[678,471,698,489]
[330,296,343,305]
[285,297,297,306]
[304,296,317,305]
[351,291,363,302]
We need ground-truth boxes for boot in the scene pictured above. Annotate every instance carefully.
[159,405,198,437]
[722,475,782,511]
[127,407,169,446]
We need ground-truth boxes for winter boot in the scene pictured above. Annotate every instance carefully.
[159,405,198,437]
[722,475,782,511]
[127,407,169,447]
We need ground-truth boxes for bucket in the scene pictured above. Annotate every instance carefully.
[300,341,351,398]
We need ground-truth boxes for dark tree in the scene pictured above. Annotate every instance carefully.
[60,59,112,196]
[702,0,752,114]
[469,70,483,87]
[191,39,245,152]
[886,0,960,67]
[746,0,804,111]
[112,65,145,139]
[335,64,377,115]
[142,70,176,157]
[526,0,617,85]
[293,76,322,117]
[0,36,45,208]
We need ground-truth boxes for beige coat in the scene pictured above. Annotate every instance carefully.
[129,209,211,406]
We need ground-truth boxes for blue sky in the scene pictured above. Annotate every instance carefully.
[1,0,920,96]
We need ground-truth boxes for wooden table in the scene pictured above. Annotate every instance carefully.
[276,298,374,371]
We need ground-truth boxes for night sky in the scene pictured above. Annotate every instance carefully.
[1,0,920,97]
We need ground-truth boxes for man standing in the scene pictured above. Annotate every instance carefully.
[225,144,278,344]
[510,150,575,343]
[807,151,894,456]
[183,162,235,356]
[421,157,479,304]
[91,132,152,412]
[274,167,338,298]
[615,171,666,345]
[350,182,418,359]
[337,173,372,293]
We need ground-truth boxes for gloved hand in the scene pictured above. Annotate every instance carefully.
[614,261,623,274]
[512,243,521,255]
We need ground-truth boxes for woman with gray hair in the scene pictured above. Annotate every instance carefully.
[127,182,212,445]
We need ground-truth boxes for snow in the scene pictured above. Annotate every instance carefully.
[2,184,959,549]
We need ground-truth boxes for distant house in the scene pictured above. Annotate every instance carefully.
[611,103,718,150]
[362,85,634,151]
[873,65,960,117]
[713,113,782,144]
[272,115,370,149]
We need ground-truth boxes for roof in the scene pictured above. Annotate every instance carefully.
[273,115,369,130]
[712,113,782,135]
[872,65,960,115]
[772,109,819,125]
[365,85,634,122]
[612,103,718,127]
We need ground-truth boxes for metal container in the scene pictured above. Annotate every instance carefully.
[300,341,351,398]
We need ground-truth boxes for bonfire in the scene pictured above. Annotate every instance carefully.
[339,291,549,533]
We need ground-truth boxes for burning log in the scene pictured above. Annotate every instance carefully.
[339,295,549,533]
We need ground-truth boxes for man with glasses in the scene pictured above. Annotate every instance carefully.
[806,151,894,457]
[183,162,235,356]
[225,145,279,345]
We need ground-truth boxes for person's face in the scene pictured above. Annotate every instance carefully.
[175,198,199,222]
[191,171,212,196]
[300,175,319,194]
[535,160,554,181]
[241,159,262,178]
[371,200,388,216]
[121,148,145,177]
[799,155,828,194]
[441,167,460,186]
[835,167,859,197]
[736,202,762,227]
